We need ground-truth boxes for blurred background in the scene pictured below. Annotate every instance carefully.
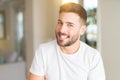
[0,0,120,80]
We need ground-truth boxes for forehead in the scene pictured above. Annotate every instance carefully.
[59,12,81,22]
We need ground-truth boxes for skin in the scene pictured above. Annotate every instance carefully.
[29,73,45,80]
[29,12,86,80]
[55,12,86,54]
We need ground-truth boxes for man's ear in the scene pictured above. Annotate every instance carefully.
[80,25,86,35]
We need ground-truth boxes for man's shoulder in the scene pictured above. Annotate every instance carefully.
[81,41,100,56]
[81,41,102,65]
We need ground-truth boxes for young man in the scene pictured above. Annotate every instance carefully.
[29,2,105,80]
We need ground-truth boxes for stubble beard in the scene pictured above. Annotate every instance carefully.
[56,32,79,47]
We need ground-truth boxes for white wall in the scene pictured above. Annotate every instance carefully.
[25,0,61,73]
[98,0,120,80]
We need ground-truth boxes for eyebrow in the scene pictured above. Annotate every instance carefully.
[57,19,61,22]
[58,19,75,25]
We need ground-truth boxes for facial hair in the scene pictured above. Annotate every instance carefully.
[56,32,79,47]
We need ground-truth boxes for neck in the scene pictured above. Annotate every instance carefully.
[60,40,80,54]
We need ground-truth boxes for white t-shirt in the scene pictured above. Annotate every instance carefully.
[30,40,105,80]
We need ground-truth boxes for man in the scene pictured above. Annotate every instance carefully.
[29,2,105,80]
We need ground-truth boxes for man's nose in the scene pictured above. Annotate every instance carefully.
[60,24,67,33]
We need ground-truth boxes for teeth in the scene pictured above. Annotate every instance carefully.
[59,35,67,40]
[61,35,67,39]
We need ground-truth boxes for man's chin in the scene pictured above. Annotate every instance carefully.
[57,41,71,47]
[57,41,65,46]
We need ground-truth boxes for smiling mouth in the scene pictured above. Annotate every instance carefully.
[59,35,67,40]
[57,32,70,41]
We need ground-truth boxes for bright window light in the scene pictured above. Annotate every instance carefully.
[62,0,79,4]
[84,0,97,10]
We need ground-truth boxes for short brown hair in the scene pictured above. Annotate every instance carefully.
[59,2,87,25]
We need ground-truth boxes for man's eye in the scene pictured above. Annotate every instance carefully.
[67,24,73,27]
[58,21,62,24]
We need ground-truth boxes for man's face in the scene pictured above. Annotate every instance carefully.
[55,12,85,47]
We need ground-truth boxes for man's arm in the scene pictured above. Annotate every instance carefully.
[29,46,46,80]
[29,72,45,80]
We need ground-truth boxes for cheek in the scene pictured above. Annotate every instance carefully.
[55,26,59,33]
[70,29,80,36]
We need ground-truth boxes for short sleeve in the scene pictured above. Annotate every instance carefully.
[88,53,106,80]
[30,47,45,76]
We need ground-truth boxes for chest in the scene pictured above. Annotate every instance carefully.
[46,53,89,80]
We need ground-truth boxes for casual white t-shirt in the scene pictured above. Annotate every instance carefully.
[30,40,105,80]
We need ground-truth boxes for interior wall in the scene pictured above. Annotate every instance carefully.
[25,0,60,73]
[98,0,120,80]
[25,0,34,74]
